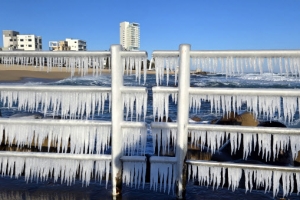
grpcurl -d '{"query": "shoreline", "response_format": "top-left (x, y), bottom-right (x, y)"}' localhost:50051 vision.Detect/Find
top-left (0, 64), bottom-right (160, 82)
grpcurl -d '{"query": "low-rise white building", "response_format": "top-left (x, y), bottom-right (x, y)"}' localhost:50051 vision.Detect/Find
top-left (2, 30), bottom-right (42, 51)
top-left (17, 35), bottom-right (42, 51)
top-left (65, 38), bottom-right (86, 51)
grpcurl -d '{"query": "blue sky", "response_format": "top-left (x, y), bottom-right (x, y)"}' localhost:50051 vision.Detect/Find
top-left (1, 0), bottom-right (299, 55)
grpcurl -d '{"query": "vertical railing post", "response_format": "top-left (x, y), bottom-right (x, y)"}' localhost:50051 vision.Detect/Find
top-left (111, 44), bottom-right (123, 196)
top-left (176, 44), bottom-right (191, 198)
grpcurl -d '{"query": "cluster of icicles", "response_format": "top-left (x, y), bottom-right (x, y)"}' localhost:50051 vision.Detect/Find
top-left (1, 55), bottom-right (148, 82)
top-left (152, 128), bottom-right (177, 156)
top-left (153, 91), bottom-right (300, 123)
top-left (0, 123), bottom-right (111, 154)
top-left (123, 92), bottom-right (148, 121)
top-left (122, 161), bottom-right (146, 189)
top-left (154, 56), bottom-right (300, 86)
top-left (189, 165), bottom-right (300, 197)
top-left (122, 56), bottom-right (148, 84)
top-left (189, 130), bottom-right (300, 161)
top-left (1, 56), bottom-right (108, 77)
top-left (0, 156), bottom-right (110, 187)
top-left (0, 123), bottom-right (147, 155)
top-left (0, 90), bottom-right (111, 119)
top-left (150, 162), bottom-right (176, 194)
top-left (0, 89), bottom-right (148, 120)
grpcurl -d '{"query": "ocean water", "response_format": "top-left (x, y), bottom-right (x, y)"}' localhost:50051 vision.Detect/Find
top-left (1, 73), bottom-right (300, 199)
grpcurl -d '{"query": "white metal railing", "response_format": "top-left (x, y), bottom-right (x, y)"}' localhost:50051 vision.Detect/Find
top-left (0, 45), bottom-right (148, 196)
top-left (151, 44), bottom-right (300, 199)
top-left (1, 44), bottom-right (300, 198)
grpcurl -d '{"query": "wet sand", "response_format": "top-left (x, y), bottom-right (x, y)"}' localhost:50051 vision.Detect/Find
top-left (0, 64), bottom-right (157, 82)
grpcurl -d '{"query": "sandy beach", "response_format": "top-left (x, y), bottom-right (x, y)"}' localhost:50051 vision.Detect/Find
top-left (0, 64), bottom-right (158, 82)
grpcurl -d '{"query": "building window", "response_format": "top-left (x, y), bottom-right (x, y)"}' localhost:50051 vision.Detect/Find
top-left (14, 39), bottom-right (16, 41)
top-left (28, 45), bottom-right (32, 47)
top-left (9, 39), bottom-right (12, 41)
top-left (20, 45), bottom-right (24, 47)
top-left (20, 39), bottom-right (24, 41)
top-left (28, 39), bottom-right (32, 42)
top-left (40, 45), bottom-right (42, 49)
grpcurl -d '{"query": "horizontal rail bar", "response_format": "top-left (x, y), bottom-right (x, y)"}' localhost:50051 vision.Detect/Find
top-left (0, 118), bottom-right (111, 126)
top-left (0, 151), bottom-right (112, 160)
top-left (121, 87), bottom-right (147, 93)
top-left (150, 156), bottom-right (177, 164)
top-left (121, 122), bottom-right (147, 128)
top-left (189, 87), bottom-right (300, 97)
top-left (151, 122), bottom-right (178, 129)
top-left (152, 86), bottom-right (178, 93)
top-left (190, 50), bottom-right (300, 58)
top-left (120, 156), bottom-right (146, 162)
top-left (0, 51), bottom-right (111, 57)
top-left (0, 85), bottom-right (111, 92)
top-left (186, 160), bottom-right (300, 172)
top-left (152, 51), bottom-right (179, 57)
top-left (188, 124), bottom-right (300, 135)
top-left (120, 51), bottom-right (148, 57)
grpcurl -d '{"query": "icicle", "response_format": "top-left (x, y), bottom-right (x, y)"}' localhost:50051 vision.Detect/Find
top-left (189, 94), bottom-right (206, 113)
top-left (122, 161), bottom-right (146, 189)
top-left (206, 131), bottom-right (225, 154)
top-left (122, 92), bottom-right (148, 121)
top-left (0, 90), bottom-right (111, 119)
top-left (0, 156), bottom-right (110, 187)
top-left (272, 134), bottom-right (290, 161)
top-left (122, 127), bottom-right (147, 155)
top-left (257, 133), bottom-right (272, 161)
top-left (151, 128), bottom-right (177, 156)
top-left (150, 162), bottom-right (176, 194)
top-left (229, 132), bottom-right (241, 155)
top-left (227, 167), bottom-right (242, 192)
top-left (242, 132), bottom-right (257, 159)
top-left (154, 56), bottom-right (178, 86)
top-left (290, 135), bottom-right (300, 160)
top-left (152, 92), bottom-right (177, 122)
top-left (189, 130), bottom-right (206, 150)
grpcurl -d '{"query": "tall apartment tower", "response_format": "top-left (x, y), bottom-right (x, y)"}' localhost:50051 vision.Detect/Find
top-left (2, 30), bottom-right (42, 51)
top-left (120, 21), bottom-right (140, 51)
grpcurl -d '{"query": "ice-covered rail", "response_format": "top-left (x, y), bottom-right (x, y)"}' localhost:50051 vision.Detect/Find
top-left (0, 45), bottom-right (148, 197)
top-left (151, 44), bottom-right (300, 199)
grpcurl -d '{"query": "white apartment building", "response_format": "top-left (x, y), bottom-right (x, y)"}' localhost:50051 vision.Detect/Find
top-left (2, 30), bottom-right (42, 51)
top-left (120, 21), bottom-right (140, 51)
top-left (65, 38), bottom-right (86, 51)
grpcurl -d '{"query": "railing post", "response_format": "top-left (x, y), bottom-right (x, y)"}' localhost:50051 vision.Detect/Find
top-left (111, 45), bottom-right (123, 196)
top-left (176, 44), bottom-right (191, 198)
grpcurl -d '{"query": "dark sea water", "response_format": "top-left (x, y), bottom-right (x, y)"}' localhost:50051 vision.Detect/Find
top-left (1, 73), bottom-right (300, 199)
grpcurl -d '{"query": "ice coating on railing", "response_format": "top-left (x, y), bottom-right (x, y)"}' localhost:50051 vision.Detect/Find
top-left (189, 165), bottom-right (300, 197)
top-left (0, 156), bottom-right (110, 187)
top-left (0, 56), bottom-right (108, 77)
top-left (154, 57), bottom-right (179, 86)
top-left (150, 162), bottom-right (176, 194)
top-left (153, 92), bottom-right (177, 122)
top-left (122, 56), bottom-right (148, 84)
top-left (0, 90), bottom-right (111, 119)
top-left (191, 57), bottom-right (300, 77)
top-left (189, 94), bottom-right (300, 123)
top-left (122, 127), bottom-right (147, 155)
top-left (189, 130), bottom-right (300, 161)
top-left (0, 123), bottom-right (111, 154)
top-left (152, 128), bottom-right (177, 156)
top-left (122, 92), bottom-right (147, 121)
top-left (122, 161), bottom-right (146, 189)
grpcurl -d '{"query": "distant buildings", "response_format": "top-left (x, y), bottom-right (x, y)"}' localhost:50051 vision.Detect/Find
top-left (49, 38), bottom-right (87, 51)
top-left (120, 21), bottom-right (140, 51)
top-left (2, 30), bottom-right (42, 51)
